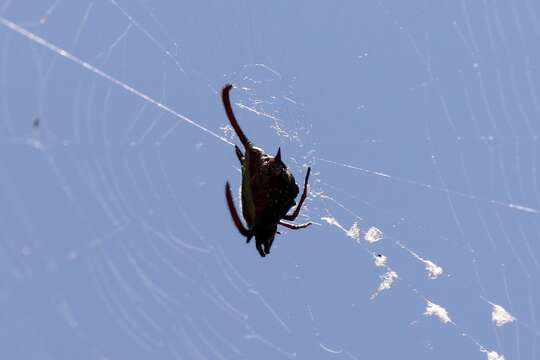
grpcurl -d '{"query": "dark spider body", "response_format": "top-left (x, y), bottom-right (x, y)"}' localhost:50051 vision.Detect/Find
top-left (223, 84), bottom-right (311, 257)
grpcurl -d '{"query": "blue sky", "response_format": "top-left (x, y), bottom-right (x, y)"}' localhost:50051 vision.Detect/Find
top-left (1, 1), bottom-right (539, 359)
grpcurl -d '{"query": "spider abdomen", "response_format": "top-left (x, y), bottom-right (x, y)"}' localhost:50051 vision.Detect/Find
top-left (241, 148), bottom-right (299, 228)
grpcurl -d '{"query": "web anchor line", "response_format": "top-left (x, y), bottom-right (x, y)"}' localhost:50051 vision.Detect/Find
top-left (317, 157), bottom-right (540, 215)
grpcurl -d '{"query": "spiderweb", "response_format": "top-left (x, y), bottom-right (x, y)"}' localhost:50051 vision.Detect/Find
top-left (1, 1), bottom-right (539, 359)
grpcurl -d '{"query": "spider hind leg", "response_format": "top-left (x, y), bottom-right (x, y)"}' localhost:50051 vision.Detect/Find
top-left (279, 220), bottom-right (312, 230)
top-left (283, 167), bottom-right (311, 221)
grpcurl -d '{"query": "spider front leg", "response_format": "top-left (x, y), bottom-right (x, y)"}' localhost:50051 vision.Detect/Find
top-left (283, 166), bottom-right (311, 221)
top-left (225, 182), bottom-right (252, 238)
top-left (279, 220), bottom-right (311, 230)
top-left (256, 241), bottom-right (266, 257)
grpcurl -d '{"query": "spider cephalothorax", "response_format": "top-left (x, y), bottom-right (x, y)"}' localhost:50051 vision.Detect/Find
top-left (223, 84), bottom-right (311, 257)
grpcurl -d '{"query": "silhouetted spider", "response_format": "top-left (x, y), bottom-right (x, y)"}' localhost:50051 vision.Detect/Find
top-left (222, 84), bottom-right (311, 257)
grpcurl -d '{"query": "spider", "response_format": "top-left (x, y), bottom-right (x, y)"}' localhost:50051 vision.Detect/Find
top-left (222, 84), bottom-right (312, 257)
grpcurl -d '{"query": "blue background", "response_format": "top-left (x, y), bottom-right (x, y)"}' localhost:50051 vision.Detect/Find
top-left (1, 1), bottom-right (539, 359)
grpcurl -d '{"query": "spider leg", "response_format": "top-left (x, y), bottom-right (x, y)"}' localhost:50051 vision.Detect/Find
top-left (225, 182), bottom-right (252, 237)
top-left (256, 241), bottom-right (266, 257)
top-left (282, 167), bottom-right (311, 221)
top-left (235, 145), bottom-right (244, 164)
top-left (222, 84), bottom-right (252, 149)
top-left (279, 220), bottom-right (312, 230)
top-left (266, 237), bottom-right (274, 255)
